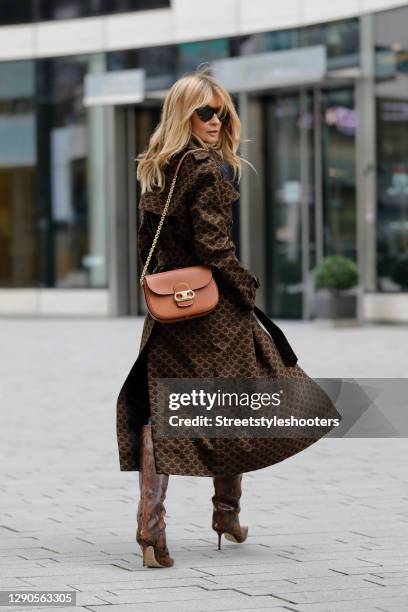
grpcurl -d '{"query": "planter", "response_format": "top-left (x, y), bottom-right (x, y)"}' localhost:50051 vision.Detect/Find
top-left (315, 289), bottom-right (358, 326)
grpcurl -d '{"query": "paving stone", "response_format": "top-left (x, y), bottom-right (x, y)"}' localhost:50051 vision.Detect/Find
top-left (295, 597), bottom-right (408, 612)
top-left (85, 594), bottom-right (293, 611)
top-left (0, 317), bottom-right (407, 611)
top-left (268, 585), bottom-right (408, 605)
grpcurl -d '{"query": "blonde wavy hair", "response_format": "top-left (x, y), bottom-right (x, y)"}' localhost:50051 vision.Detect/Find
top-left (136, 65), bottom-right (252, 194)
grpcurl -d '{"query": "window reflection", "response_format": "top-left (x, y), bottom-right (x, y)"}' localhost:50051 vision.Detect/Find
top-left (375, 5), bottom-right (408, 78)
top-left (375, 6), bottom-right (408, 292)
top-left (39, 0), bottom-right (102, 21)
top-left (265, 95), bottom-right (303, 318)
top-left (0, 60), bottom-right (37, 287)
top-left (0, 0), bottom-right (32, 25)
top-left (106, 0), bottom-right (170, 12)
top-left (240, 18), bottom-right (359, 69)
top-left (37, 54), bottom-right (107, 288)
top-left (107, 45), bottom-right (177, 91)
top-left (377, 99), bottom-right (408, 291)
top-left (178, 39), bottom-right (232, 76)
top-left (0, 0), bottom-right (170, 24)
top-left (321, 89), bottom-right (356, 262)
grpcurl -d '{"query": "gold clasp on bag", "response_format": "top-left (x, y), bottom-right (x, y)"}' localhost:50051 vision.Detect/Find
top-left (174, 289), bottom-right (195, 302)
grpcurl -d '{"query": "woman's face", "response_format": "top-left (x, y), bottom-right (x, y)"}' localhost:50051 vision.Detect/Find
top-left (191, 93), bottom-right (223, 145)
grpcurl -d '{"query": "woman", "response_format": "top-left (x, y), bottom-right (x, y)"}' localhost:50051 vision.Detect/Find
top-left (116, 67), bottom-right (337, 568)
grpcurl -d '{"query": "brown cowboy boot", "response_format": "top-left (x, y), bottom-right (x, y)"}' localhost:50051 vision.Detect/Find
top-left (212, 474), bottom-right (249, 550)
top-left (136, 423), bottom-right (174, 567)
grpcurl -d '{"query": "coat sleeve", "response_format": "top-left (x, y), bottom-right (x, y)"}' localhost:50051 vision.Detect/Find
top-left (189, 165), bottom-right (257, 310)
top-left (137, 208), bottom-right (159, 274)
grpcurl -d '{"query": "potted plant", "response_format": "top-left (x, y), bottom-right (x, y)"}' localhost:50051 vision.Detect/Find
top-left (314, 255), bottom-right (359, 323)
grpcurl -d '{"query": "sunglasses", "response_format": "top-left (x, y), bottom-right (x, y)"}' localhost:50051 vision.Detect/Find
top-left (195, 105), bottom-right (230, 123)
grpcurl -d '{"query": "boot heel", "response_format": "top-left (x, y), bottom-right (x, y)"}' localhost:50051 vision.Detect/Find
top-left (217, 532), bottom-right (222, 550)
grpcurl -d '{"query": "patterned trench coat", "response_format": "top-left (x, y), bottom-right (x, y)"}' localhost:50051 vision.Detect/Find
top-left (116, 136), bottom-right (337, 476)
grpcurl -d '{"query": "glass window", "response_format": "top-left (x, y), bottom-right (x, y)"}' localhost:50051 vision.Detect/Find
top-left (36, 53), bottom-right (108, 288)
top-left (376, 99), bottom-right (408, 292)
top-left (178, 39), bottom-right (232, 76)
top-left (375, 5), bottom-right (408, 78)
top-left (38, 1), bottom-right (104, 21)
top-left (375, 6), bottom-right (408, 292)
top-left (0, 0), bottom-right (33, 25)
top-left (0, 0), bottom-right (170, 24)
top-left (107, 45), bottom-right (177, 91)
top-left (0, 60), bottom-right (37, 287)
top-left (239, 19), bottom-right (359, 69)
top-left (240, 29), bottom-right (300, 56)
top-left (301, 19), bottom-right (359, 69)
top-left (106, 0), bottom-right (170, 12)
top-left (264, 95), bottom-right (304, 318)
top-left (321, 88), bottom-right (357, 261)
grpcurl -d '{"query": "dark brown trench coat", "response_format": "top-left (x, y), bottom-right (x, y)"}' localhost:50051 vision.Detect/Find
top-left (116, 136), bottom-right (338, 476)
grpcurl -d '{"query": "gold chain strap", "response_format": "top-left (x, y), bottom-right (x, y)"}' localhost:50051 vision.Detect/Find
top-left (139, 148), bottom-right (203, 287)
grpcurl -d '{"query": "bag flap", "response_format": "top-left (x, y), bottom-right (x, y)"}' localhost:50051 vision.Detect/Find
top-left (144, 265), bottom-right (213, 295)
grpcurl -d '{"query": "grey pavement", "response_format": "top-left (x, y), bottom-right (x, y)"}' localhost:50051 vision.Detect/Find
top-left (0, 316), bottom-right (407, 612)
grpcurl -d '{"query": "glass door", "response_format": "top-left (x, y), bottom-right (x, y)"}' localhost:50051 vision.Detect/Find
top-left (321, 88), bottom-right (357, 261)
top-left (133, 106), bottom-right (161, 314)
top-left (263, 91), bottom-right (315, 318)
top-left (263, 86), bottom-right (356, 319)
top-left (122, 103), bottom-right (161, 315)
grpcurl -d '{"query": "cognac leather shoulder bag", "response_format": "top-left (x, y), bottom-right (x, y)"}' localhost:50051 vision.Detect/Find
top-left (139, 148), bottom-right (219, 323)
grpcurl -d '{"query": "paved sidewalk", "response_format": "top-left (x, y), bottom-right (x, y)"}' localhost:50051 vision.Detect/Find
top-left (0, 317), bottom-right (407, 612)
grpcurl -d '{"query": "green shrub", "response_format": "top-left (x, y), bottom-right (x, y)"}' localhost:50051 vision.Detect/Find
top-left (314, 255), bottom-right (358, 291)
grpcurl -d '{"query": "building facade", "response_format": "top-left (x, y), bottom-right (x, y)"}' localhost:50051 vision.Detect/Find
top-left (0, 0), bottom-right (407, 321)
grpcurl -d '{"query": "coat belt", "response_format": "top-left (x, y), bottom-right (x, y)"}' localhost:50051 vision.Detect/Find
top-left (253, 306), bottom-right (298, 367)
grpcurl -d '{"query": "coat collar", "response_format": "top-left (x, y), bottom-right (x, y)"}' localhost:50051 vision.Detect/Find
top-left (183, 134), bottom-right (224, 162)
top-left (184, 135), bottom-right (211, 160)
top-left (138, 137), bottom-right (239, 216)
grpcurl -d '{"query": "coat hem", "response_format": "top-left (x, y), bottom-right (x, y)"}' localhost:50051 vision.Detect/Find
top-left (118, 438), bottom-right (317, 476)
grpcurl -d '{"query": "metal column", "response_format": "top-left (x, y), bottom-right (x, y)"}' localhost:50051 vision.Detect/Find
top-left (313, 87), bottom-right (324, 266)
top-left (237, 92), bottom-right (251, 269)
top-left (126, 106), bottom-right (138, 316)
top-left (355, 14), bottom-right (377, 324)
top-left (105, 105), bottom-right (130, 316)
top-left (300, 89), bottom-right (311, 320)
